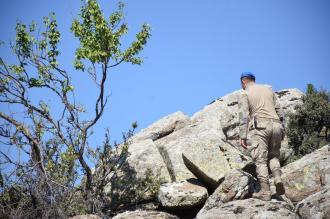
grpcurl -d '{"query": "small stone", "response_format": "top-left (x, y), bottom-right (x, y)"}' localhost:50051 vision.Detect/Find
top-left (158, 179), bottom-right (208, 210)
top-left (112, 210), bottom-right (179, 219)
top-left (198, 169), bottom-right (254, 215)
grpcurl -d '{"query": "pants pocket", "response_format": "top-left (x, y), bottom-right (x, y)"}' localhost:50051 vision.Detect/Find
top-left (248, 143), bottom-right (259, 161)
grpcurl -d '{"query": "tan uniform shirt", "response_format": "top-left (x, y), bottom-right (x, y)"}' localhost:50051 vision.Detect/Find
top-left (239, 83), bottom-right (284, 139)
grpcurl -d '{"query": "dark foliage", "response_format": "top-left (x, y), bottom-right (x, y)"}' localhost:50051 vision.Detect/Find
top-left (286, 84), bottom-right (330, 162)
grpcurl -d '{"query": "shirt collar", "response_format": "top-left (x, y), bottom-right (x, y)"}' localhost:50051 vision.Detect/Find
top-left (245, 82), bottom-right (255, 90)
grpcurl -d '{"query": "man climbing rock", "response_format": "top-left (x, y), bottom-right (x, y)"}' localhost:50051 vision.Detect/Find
top-left (238, 72), bottom-right (286, 201)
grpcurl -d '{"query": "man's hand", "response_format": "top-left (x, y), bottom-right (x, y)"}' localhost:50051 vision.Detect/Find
top-left (240, 139), bottom-right (248, 149)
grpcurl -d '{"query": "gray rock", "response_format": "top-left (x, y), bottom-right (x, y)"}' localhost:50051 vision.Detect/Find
top-left (104, 139), bottom-right (171, 205)
top-left (295, 186), bottom-right (330, 219)
top-left (275, 88), bottom-right (304, 115)
top-left (157, 179), bottom-right (208, 210)
top-left (199, 169), bottom-right (254, 216)
top-left (196, 198), bottom-right (298, 219)
top-left (67, 215), bottom-right (101, 219)
top-left (154, 123), bottom-right (222, 182)
top-left (112, 210), bottom-right (179, 219)
top-left (191, 90), bottom-right (242, 144)
top-left (218, 141), bottom-right (253, 170)
top-left (182, 139), bottom-right (252, 189)
top-left (154, 114), bottom-right (252, 185)
top-left (279, 137), bottom-right (294, 163)
top-left (181, 139), bottom-right (230, 189)
top-left (275, 88), bottom-right (304, 162)
top-left (281, 145), bottom-right (330, 203)
top-left (131, 111), bottom-right (190, 143)
top-left (124, 139), bottom-right (171, 182)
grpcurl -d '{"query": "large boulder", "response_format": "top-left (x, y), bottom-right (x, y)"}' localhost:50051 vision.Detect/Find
top-left (281, 145), bottom-right (330, 203)
top-left (156, 93), bottom-right (240, 183)
top-left (181, 139), bottom-right (230, 189)
top-left (154, 122), bottom-right (224, 182)
top-left (130, 111), bottom-right (190, 143)
top-left (196, 198), bottom-right (297, 219)
top-left (182, 139), bottom-right (252, 189)
top-left (112, 210), bottom-right (179, 219)
top-left (157, 179), bottom-right (208, 210)
top-left (295, 186), bottom-right (330, 219)
top-left (155, 119), bottom-right (252, 184)
top-left (104, 139), bottom-right (171, 206)
top-left (198, 169), bottom-right (254, 216)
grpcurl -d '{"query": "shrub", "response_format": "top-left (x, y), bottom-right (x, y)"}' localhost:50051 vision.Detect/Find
top-left (286, 84), bottom-right (330, 162)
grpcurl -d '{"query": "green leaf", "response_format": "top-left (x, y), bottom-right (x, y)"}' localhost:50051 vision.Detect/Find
top-left (29, 78), bottom-right (43, 87)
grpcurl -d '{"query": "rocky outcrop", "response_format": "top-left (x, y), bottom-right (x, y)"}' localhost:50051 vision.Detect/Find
top-left (97, 87), bottom-right (329, 219)
top-left (112, 210), bottom-right (179, 219)
top-left (196, 198), bottom-right (298, 219)
top-left (157, 179), bottom-right (208, 210)
top-left (281, 145), bottom-right (330, 202)
top-left (295, 186), bottom-right (330, 219)
top-left (200, 169), bottom-right (254, 214)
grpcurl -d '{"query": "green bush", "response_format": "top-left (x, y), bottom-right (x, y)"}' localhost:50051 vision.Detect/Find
top-left (286, 84), bottom-right (330, 162)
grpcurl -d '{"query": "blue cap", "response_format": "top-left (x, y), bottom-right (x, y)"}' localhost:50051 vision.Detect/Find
top-left (240, 72), bottom-right (255, 80)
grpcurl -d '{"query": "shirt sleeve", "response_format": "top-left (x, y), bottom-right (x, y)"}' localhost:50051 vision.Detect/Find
top-left (238, 91), bottom-right (250, 139)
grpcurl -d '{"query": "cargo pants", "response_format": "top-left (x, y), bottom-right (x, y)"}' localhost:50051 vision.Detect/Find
top-left (247, 118), bottom-right (284, 183)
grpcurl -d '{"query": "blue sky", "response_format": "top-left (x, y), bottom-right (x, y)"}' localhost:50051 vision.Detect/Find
top-left (1, 0), bottom-right (329, 150)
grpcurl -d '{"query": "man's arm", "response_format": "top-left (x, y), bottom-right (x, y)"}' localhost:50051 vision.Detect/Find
top-left (238, 91), bottom-right (249, 148)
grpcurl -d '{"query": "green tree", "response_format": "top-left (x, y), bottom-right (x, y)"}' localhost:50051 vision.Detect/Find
top-left (287, 84), bottom-right (330, 162)
top-left (0, 1), bottom-right (150, 218)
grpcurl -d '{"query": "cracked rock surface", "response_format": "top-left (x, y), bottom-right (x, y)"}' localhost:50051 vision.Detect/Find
top-left (295, 186), bottom-right (330, 219)
top-left (281, 145), bottom-right (330, 203)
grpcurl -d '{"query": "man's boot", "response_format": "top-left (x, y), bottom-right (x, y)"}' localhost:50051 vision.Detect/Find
top-left (273, 169), bottom-right (285, 195)
top-left (253, 180), bottom-right (272, 201)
